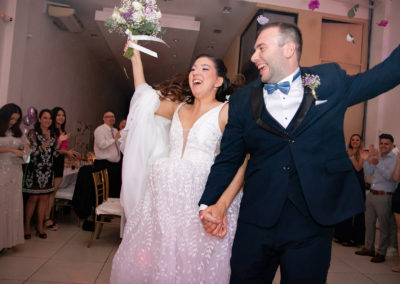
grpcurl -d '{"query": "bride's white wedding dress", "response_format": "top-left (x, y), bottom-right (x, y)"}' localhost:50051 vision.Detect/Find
top-left (111, 84), bottom-right (241, 283)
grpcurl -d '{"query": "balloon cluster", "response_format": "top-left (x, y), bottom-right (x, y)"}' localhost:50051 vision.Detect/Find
top-left (20, 106), bottom-right (38, 135)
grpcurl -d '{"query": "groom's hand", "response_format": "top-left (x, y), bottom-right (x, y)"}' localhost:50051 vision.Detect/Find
top-left (199, 205), bottom-right (228, 238)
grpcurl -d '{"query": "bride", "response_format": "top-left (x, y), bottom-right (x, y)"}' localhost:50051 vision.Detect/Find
top-left (110, 44), bottom-right (244, 283)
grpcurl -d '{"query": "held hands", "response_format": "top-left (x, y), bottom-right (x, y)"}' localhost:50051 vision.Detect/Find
top-left (199, 203), bottom-right (228, 239)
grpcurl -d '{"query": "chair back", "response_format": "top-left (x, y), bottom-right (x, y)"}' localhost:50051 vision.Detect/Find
top-left (91, 169), bottom-right (109, 207)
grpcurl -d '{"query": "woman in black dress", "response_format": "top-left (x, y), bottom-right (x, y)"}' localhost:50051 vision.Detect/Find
top-left (335, 134), bottom-right (366, 246)
top-left (43, 107), bottom-right (79, 231)
top-left (391, 152), bottom-right (400, 272)
top-left (23, 109), bottom-right (67, 239)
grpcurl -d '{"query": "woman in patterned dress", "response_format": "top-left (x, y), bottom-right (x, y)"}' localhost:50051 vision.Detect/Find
top-left (23, 109), bottom-right (68, 239)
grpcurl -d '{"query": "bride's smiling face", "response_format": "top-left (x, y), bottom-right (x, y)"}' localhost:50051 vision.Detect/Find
top-left (189, 57), bottom-right (223, 99)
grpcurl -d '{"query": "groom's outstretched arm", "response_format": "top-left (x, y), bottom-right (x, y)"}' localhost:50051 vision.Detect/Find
top-left (199, 90), bottom-right (247, 206)
top-left (346, 44), bottom-right (400, 106)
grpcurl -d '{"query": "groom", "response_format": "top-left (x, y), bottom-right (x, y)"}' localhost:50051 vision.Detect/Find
top-left (199, 22), bottom-right (400, 283)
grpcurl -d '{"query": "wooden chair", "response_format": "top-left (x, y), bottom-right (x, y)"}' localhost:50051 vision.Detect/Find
top-left (87, 169), bottom-right (122, 248)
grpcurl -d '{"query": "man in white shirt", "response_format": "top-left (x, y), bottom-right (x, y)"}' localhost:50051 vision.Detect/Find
top-left (94, 111), bottom-right (121, 197)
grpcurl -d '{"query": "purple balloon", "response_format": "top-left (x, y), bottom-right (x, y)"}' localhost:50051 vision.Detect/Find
top-left (22, 115), bottom-right (31, 126)
top-left (27, 106), bottom-right (37, 120)
top-left (20, 124), bottom-right (30, 135)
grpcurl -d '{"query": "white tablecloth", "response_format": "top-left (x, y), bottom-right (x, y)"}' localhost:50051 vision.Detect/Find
top-left (56, 168), bottom-right (79, 200)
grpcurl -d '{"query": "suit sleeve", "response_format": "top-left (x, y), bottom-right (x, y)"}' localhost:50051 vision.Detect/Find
top-left (346, 44), bottom-right (400, 106)
top-left (199, 91), bottom-right (247, 206)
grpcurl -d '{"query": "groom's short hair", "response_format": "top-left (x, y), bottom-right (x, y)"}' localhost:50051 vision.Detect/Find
top-left (257, 22), bottom-right (303, 62)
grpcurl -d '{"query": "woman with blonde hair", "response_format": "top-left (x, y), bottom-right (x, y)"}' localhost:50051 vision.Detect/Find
top-left (335, 134), bottom-right (366, 247)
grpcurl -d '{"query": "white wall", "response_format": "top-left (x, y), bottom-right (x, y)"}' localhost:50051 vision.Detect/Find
top-left (1, 0), bottom-right (131, 152)
top-left (0, 0), bottom-right (17, 106)
top-left (364, 0), bottom-right (400, 146)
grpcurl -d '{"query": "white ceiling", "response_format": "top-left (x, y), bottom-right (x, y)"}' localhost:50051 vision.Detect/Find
top-left (59, 0), bottom-right (257, 87)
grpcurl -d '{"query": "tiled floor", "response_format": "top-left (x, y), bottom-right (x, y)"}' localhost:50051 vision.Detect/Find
top-left (1, 214), bottom-right (399, 284)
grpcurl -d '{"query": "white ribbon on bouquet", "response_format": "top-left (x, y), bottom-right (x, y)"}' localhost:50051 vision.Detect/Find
top-left (125, 29), bottom-right (168, 58)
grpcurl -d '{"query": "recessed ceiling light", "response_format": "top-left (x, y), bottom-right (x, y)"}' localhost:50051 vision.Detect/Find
top-left (213, 29), bottom-right (222, 34)
top-left (222, 6), bottom-right (232, 14)
top-left (172, 54), bottom-right (177, 58)
top-left (173, 39), bottom-right (179, 43)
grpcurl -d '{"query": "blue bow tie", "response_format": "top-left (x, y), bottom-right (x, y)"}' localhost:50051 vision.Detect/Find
top-left (264, 81), bottom-right (291, 95)
top-left (263, 69), bottom-right (301, 95)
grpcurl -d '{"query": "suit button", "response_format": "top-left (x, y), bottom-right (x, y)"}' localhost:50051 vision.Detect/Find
top-left (289, 139), bottom-right (295, 144)
top-left (282, 166), bottom-right (290, 171)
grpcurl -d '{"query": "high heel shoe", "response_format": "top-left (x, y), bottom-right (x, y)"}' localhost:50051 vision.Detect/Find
top-left (35, 228), bottom-right (47, 239)
top-left (24, 234), bottom-right (31, 240)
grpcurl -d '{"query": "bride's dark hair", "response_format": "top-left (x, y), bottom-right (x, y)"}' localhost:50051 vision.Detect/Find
top-left (185, 54), bottom-right (233, 104)
top-left (153, 73), bottom-right (191, 102)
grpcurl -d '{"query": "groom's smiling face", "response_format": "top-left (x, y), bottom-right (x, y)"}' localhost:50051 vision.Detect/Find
top-left (251, 27), bottom-right (292, 84)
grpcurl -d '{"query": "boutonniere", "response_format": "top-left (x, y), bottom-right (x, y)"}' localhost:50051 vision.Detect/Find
top-left (302, 74), bottom-right (321, 100)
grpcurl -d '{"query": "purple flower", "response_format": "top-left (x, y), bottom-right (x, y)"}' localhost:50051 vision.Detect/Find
top-left (120, 7), bottom-right (134, 21)
top-left (305, 77), bottom-right (311, 84)
top-left (145, 7), bottom-right (153, 15)
top-left (257, 15), bottom-right (269, 25)
top-left (308, 0), bottom-right (320, 11)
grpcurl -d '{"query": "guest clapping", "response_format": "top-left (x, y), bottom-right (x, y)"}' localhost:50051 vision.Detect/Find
top-left (44, 107), bottom-right (80, 231)
top-left (0, 104), bottom-right (29, 251)
top-left (23, 109), bottom-right (67, 239)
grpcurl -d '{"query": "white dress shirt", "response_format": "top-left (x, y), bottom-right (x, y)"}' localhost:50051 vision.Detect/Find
top-left (94, 123), bottom-right (121, 163)
top-left (264, 68), bottom-right (303, 129)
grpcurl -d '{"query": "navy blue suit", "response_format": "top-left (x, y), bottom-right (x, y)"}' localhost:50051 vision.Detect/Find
top-left (199, 45), bottom-right (400, 283)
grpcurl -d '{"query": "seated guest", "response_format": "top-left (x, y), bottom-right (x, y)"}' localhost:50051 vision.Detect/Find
top-left (93, 111), bottom-right (121, 197)
top-left (335, 134), bottom-right (366, 246)
top-left (391, 152), bottom-right (400, 272)
top-left (0, 103), bottom-right (29, 251)
top-left (355, 134), bottom-right (397, 263)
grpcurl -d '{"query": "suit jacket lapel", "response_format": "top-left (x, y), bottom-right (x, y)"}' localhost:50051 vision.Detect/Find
top-left (250, 84), bottom-right (288, 138)
top-left (288, 68), bottom-right (315, 135)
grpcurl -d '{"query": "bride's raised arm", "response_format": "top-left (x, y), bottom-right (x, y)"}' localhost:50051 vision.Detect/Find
top-left (127, 41), bottom-right (179, 120)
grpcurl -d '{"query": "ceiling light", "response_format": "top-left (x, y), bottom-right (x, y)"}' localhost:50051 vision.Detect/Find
top-left (173, 39), bottom-right (179, 43)
top-left (222, 6), bottom-right (232, 14)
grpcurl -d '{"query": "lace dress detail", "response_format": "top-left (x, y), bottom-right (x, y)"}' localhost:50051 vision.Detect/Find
top-left (0, 131), bottom-right (25, 249)
top-left (111, 102), bottom-right (241, 284)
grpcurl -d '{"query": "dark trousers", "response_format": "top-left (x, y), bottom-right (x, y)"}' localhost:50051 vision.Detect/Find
top-left (230, 199), bottom-right (334, 284)
top-left (94, 159), bottom-right (121, 198)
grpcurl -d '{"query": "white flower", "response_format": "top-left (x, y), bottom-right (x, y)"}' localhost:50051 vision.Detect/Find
top-left (133, 2), bottom-right (143, 11)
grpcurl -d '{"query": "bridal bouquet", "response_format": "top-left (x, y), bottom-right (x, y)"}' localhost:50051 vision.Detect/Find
top-left (105, 0), bottom-right (166, 58)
